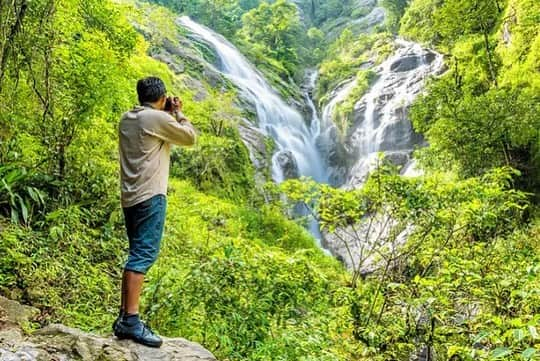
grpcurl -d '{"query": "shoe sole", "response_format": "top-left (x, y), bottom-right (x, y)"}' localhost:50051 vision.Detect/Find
top-left (114, 332), bottom-right (163, 348)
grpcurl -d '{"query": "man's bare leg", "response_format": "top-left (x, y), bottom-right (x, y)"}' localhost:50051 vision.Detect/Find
top-left (114, 269), bottom-right (161, 347)
top-left (120, 271), bottom-right (127, 313)
top-left (123, 270), bottom-right (144, 314)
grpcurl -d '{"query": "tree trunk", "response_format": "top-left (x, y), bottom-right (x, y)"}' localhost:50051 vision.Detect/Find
top-left (481, 23), bottom-right (498, 87)
top-left (0, 0), bottom-right (28, 91)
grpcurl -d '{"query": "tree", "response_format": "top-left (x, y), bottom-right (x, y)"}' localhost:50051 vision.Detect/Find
top-left (400, 0), bottom-right (445, 44)
top-left (411, 75), bottom-right (540, 190)
top-left (0, 0), bottom-right (137, 203)
top-left (237, 0), bottom-right (304, 76)
top-left (434, 0), bottom-right (503, 85)
top-left (0, 0), bottom-right (28, 90)
top-left (149, 0), bottom-right (245, 38)
top-left (381, 0), bottom-right (410, 33)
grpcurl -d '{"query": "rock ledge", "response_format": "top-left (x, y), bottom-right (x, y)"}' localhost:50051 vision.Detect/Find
top-left (0, 296), bottom-right (217, 361)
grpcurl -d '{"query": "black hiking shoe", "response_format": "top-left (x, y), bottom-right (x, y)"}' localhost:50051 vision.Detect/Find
top-left (113, 318), bottom-right (163, 348)
top-left (112, 310), bottom-right (124, 333)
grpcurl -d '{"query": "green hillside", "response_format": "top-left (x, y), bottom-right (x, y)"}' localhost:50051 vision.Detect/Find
top-left (0, 0), bottom-right (539, 360)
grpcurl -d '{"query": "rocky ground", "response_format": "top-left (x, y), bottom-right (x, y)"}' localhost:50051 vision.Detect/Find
top-left (0, 296), bottom-right (217, 361)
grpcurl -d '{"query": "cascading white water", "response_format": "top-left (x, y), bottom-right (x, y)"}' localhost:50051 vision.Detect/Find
top-left (319, 39), bottom-right (446, 268)
top-left (304, 70), bottom-right (322, 137)
top-left (353, 39), bottom-right (443, 157)
top-left (177, 16), bottom-right (327, 184)
top-left (320, 39), bottom-right (445, 188)
top-left (176, 16), bottom-right (444, 260)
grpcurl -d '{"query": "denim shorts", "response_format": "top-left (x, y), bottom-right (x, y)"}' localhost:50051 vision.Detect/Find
top-left (122, 194), bottom-right (167, 274)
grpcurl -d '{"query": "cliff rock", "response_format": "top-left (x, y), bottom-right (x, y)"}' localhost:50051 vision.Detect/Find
top-left (0, 296), bottom-right (217, 361)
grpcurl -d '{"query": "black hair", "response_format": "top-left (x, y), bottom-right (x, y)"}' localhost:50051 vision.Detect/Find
top-left (136, 76), bottom-right (167, 105)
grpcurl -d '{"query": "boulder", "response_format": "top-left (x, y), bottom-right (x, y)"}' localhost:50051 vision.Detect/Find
top-left (275, 150), bottom-right (300, 180)
top-left (0, 296), bottom-right (39, 328)
top-left (238, 119), bottom-right (271, 174)
top-left (390, 55), bottom-right (421, 72)
top-left (0, 297), bottom-right (217, 361)
top-left (321, 213), bottom-right (412, 273)
top-left (152, 53), bottom-right (185, 74)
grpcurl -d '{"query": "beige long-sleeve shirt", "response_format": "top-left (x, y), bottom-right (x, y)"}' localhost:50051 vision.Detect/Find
top-left (119, 105), bottom-right (197, 208)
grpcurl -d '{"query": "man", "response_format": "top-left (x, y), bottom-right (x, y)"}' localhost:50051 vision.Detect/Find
top-left (113, 76), bottom-right (197, 347)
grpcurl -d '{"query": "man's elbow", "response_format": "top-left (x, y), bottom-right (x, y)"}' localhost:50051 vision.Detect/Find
top-left (185, 131), bottom-right (197, 146)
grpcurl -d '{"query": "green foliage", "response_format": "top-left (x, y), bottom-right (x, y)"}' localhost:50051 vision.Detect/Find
top-left (403, 0), bottom-right (540, 194)
top-left (280, 165), bottom-right (533, 360)
top-left (0, 208), bottom-right (125, 331)
top-left (411, 81), bottom-right (538, 178)
top-left (237, 0), bottom-right (304, 77)
top-left (147, 241), bottom-right (341, 359)
top-left (381, 0), bottom-right (410, 33)
top-left (237, 203), bottom-right (316, 250)
top-left (0, 0), bottom-right (139, 212)
top-left (0, 166), bottom-right (47, 225)
top-left (148, 0), bottom-right (252, 38)
top-left (317, 31), bottom-right (394, 101)
top-left (433, 0), bottom-right (503, 46)
top-left (132, 2), bottom-right (181, 48)
top-left (171, 134), bottom-right (257, 201)
top-left (138, 180), bottom-right (351, 360)
top-left (333, 69), bottom-right (376, 136)
top-left (400, 0), bottom-right (444, 44)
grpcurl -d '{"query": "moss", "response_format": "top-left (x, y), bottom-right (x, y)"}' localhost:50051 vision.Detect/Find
top-left (316, 31), bottom-right (394, 102)
top-left (333, 69), bottom-right (377, 136)
top-left (263, 136), bottom-right (277, 179)
top-left (190, 39), bottom-right (219, 65)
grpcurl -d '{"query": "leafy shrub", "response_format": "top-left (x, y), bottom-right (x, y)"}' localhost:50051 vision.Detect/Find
top-left (280, 165), bottom-right (532, 360)
top-left (171, 133), bottom-right (256, 202)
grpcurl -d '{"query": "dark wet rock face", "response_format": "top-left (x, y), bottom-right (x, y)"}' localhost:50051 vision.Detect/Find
top-left (423, 50), bottom-right (437, 64)
top-left (320, 1), bottom-right (385, 40)
top-left (238, 119), bottom-right (273, 187)
top-left (319, 41), bottom-right (445, 190)
top-left (390, 55), bottom-right (421, 72)
top-left (275, 150), bottom-right (300, 180)
top-left (343, 41), bottom-right (445, 189)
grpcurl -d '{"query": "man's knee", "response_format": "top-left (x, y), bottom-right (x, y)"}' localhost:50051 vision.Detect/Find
top-left (125, 245), bottom-right (160, 274)
top-left (123, 194), bottom-right (166, 274)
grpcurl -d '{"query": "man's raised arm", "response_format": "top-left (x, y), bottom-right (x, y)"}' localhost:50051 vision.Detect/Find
top-left (149, 111), bottom-right (197, 146)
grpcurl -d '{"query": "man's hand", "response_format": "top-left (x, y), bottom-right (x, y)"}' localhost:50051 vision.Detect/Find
top-left (168, 96), bottom-right (190, 124)
top-left (171, 97), bottom-right (183, 113)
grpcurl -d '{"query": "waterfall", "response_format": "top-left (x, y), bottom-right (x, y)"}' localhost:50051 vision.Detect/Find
top-left (176, 16), bottom-right (444, 260)
top-left (319, 39), bottom-right (446, 269)
top-left (319, 78), bottom-right (358, 185)
top-left (304, 70), bottom-right (322, 138)
top-left (177, 16), bottom-right (327, 184)
top-left (320, 39), bottom-right (445, 188)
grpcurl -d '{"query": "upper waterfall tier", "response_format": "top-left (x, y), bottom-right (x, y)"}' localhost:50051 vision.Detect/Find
top-left (320, 39), bottom-right (445, 188)
top-left (177, 16), bottom-right (327, 184)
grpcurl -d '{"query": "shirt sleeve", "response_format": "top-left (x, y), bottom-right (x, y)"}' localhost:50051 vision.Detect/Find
top-left (145, 110), bottom-right (197, 146)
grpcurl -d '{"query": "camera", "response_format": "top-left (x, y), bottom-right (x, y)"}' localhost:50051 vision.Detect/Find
top-left (164, 96), bottom-right (173, 112)
top-left (164, 96), bottom-right (181, 112)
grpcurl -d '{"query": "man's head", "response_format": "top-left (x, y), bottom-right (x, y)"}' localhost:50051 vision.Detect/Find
top-left (137, 76), bottom-right (167, 109)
